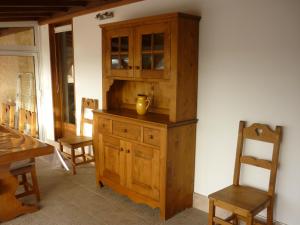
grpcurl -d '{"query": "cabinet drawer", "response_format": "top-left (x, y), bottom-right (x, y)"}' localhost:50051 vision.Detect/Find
top-left (112, 121), bottom-right (141, 141)
top-left (143, 127), bottom-right (160, 147)
top-left (98, 117), bottom-right (112, 133)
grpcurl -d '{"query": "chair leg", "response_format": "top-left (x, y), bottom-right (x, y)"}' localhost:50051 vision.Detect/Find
top-left (81, 147), bottom-right (86, 162)
top-left (267, 200), bottom-right (274, 225)
top-left (22, 174), bottom-right (29, 192)
top-left (31, 165), bottom-right (40, 202)
top-left (71, 147), bottom-right (76, 175)
top-left (208, 199), bottom-right (215, 225)
top-left (246, 215), bottom-right (253, 225)
top-left (234, 216), bottom-right (239, 225)
top-left (59, 143), bottom-right (63, 153)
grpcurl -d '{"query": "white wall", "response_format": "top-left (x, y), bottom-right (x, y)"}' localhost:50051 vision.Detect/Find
top-left (39, 0), bottom-right (300, 224)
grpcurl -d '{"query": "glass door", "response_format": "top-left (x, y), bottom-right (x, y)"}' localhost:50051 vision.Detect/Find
top-left (50, 23), bottom-right (76, 139)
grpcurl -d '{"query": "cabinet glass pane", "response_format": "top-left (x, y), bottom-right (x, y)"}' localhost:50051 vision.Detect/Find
top-left (111, 37), bottom-right (119, 52)
top-left (153, 33), bottom-right (164, 50)
top-left (153, 54), bottom-right (164, 70)
top-left (142, 54), bottom-right (152, 70)
top-left (120, 55), bottom-right (128, 69)
top-left (142, 34), bottom-right (151, 51)
top-left (120, 36), bottom-right (128, 52)
top-left (111, 55), bottom-right (119, 69)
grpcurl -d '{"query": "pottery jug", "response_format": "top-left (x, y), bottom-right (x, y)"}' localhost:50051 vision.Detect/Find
top-left (136, 94), bottom-right (151, 115)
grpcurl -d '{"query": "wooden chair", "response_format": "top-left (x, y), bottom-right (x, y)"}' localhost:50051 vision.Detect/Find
top-left (58, 98), bottom-right (98, 175)
top-left (1, 103), bottom-right (15, 128)
top-left (18, 108), bottom-right (37, 137)
top-left (208, 121), bottom-right (282, 225)
top-left (10, 108), bottom-right (40, 202)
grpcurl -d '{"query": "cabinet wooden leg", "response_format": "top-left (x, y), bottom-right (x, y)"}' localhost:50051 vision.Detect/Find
top-left (0, 164), bottom-right (38, 222)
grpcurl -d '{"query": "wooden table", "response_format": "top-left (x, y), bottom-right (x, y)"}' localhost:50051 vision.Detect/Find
top-left (0, 125), bottom-right (54, 222)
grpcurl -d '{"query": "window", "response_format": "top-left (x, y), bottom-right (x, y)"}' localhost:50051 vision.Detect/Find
top-left (0, 22), bottom-right (40, 136)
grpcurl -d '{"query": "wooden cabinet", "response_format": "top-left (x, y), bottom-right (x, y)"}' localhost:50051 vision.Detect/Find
top-left (95, 13), bottom-right (200, 220)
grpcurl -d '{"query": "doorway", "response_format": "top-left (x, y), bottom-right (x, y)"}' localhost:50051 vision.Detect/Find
top-left (49, 22), bottom-right (76, 140)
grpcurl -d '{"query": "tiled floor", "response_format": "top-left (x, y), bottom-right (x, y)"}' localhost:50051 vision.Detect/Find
top-left (3, 156), bottom-right (208, 225)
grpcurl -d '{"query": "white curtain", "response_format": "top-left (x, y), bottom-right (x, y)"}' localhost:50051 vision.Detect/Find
top-left (16, 72), bottom-right (36, 112)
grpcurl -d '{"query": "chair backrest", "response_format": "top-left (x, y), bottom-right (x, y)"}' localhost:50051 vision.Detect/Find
top-left (1, 103), bottom-right (15, 128)
top-left (80, 98), bottom-right (98, 136)
top-left (233, 121), bottom-right (282, 196)
top-left (18, 108), bottom-right (37, 138)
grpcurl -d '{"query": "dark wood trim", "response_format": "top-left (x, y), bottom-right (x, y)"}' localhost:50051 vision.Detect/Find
top-left (39, 0), bottom-right (143, 25)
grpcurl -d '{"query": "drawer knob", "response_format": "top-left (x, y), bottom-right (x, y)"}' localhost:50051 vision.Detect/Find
top-left (123, 128), bottom-right (128, 133)
top-left (126, 149), bottom-right (130, 153)
top-left (102, 124), bottom-right (105, 128)
top-left (149, 135), bottom-right (154, 139)
top-left (120, 147), bottom-right (124, 152)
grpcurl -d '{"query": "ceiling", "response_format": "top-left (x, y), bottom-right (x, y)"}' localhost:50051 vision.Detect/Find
top-left (0, 0), bottom-right (135, 24)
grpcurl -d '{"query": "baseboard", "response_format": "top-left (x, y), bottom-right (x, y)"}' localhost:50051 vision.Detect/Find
top-left (193, 193), bottom-right (286, 225)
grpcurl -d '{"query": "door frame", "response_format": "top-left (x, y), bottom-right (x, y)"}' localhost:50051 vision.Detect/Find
top-left (49, 20), bottom-right (76, 140)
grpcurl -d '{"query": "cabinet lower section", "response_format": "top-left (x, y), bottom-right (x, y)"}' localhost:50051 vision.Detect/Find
top-left (93, 111), bottom-right (197, 220)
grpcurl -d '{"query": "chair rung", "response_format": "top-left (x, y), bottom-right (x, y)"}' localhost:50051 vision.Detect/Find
top-left (75, 159), bottom-right (95, 166)
top-left (240, 156), bottom-right (272, 170)
top-left (83, 118), bottom-right (93, 124)
top-left (225, 214), bottom-right (236, 222)
top-left (213, 217), bottom-right (233, 225)
top-left (16, 190), bottom-right (35, 199)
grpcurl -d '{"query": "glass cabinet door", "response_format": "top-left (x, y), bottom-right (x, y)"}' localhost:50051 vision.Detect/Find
top-left (104, 28), bottom-right (133, 78)
top-left (135, 23), bottom-right (170, 79)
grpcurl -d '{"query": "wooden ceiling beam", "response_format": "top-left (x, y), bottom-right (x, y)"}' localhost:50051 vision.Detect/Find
top-left (0, 7), bottom-right (69, 12)
top-left (0, 13), bottom-right (52, 18)
top-left (0, 1), bottom-right (87, 7)
top-left (0, 17), bottom-right (40, 21)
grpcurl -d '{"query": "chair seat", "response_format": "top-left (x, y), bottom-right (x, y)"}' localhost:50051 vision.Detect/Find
top-left (209, 185), bottom-right (271, 214)
top-left (58, 135), bottom-right (93, 147)
top-left (10, 159), bottom-right (35, 171)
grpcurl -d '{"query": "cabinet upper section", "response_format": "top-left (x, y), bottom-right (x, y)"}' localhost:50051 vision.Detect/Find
top-left (100, 13), bottom-right (200, 123)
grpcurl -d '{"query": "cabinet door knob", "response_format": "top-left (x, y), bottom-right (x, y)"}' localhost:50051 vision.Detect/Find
top-left (126, 149), bottom-right (130, 153)
top-left (128, 66), bottom-right (132, 69)
top-left (120, 147), bottom-right (124, 152)
top-left (135, 66), bottom-right (140, 70)
top-left (149, 135), bottom-right (154, 139)
top-left (123, 128), bottom-right (128, 133)
top-left (102, 124), bottom-right (105, 128)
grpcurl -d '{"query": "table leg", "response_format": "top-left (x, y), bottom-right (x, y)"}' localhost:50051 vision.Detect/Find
top-left (0, 163), bottom-right (39, 222)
